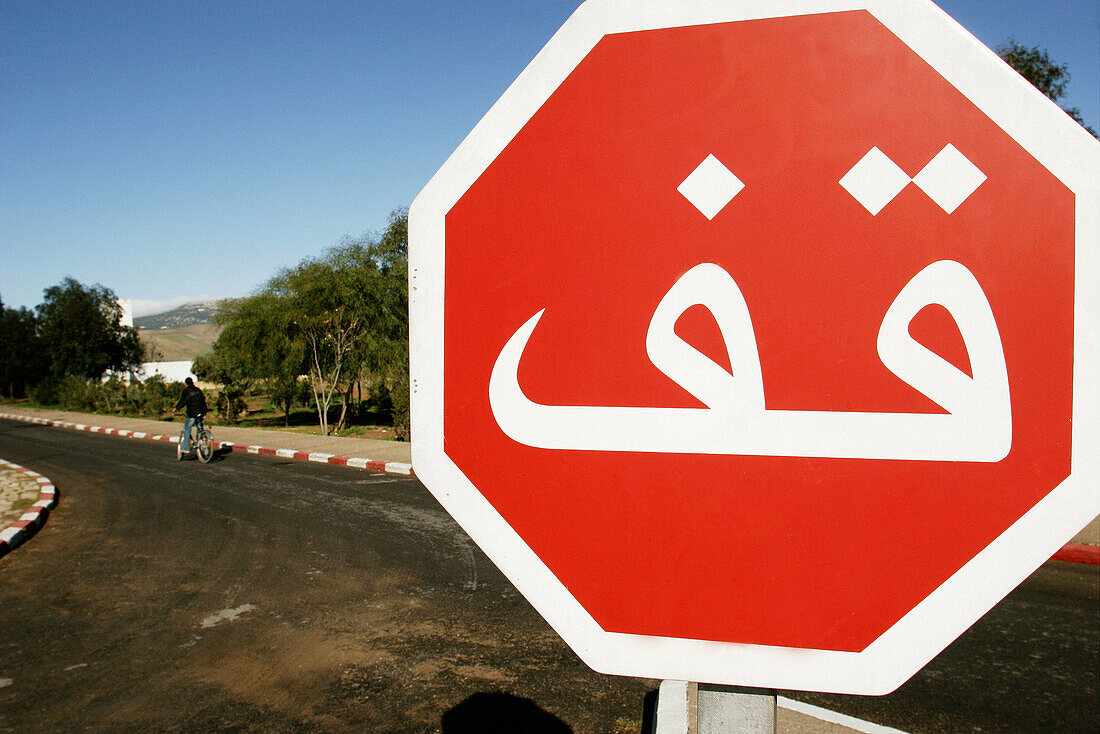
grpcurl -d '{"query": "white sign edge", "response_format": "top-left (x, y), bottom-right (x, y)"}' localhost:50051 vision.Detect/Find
top-left (409, 0), bottom-right (1100, 695)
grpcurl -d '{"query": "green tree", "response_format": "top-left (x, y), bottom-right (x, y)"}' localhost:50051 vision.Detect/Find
top-left (202, 209), bottom-right (409, 437)
top-left (270, 249), bottom-right (373, 435)
top-left (35, 278), bottom-right (142, 381)
top-left (997, 39), bottom-right (1098, 138)
top-left (214, 293), bottom-right (305, 425)
top-left (364, 210), bottom-right (409, 439)
top-left (0, 296), bottom-right (46, 398)
top-left (329, 210), bottom-right (408, 435)
top-left (192, 344), bottom-right (252, 421)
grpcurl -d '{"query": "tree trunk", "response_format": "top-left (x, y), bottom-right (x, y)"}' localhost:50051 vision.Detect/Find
top-left (313, 380), bottom-right (327, 435)
top-left (308, 339), bottom-right (329, 435)
top-left (335, 382), bottom-right (355, 433)
top-left (335, 397), bottom-right (347, 433)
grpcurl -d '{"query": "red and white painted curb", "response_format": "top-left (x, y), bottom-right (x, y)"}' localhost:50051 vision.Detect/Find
top-left (222, 445), bottom-right (413, 476)
top-left (1051, 543), bottom-right (1100, 566)
top-left (0, 458), bottom-right (58, 560)
top-left (0, 412), bottom-right (414, 478)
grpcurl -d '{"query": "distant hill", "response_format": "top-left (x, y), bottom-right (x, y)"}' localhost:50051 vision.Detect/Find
top-left (135, 301), bottom-right (223, 361)
top-left (138, 324), bottom-right (221, 362)
top-left (134, 301), bottom-right (220, 330)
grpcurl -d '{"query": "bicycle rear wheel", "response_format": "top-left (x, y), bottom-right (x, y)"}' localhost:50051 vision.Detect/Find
top-left (196, 429), bottom-right (215, 463)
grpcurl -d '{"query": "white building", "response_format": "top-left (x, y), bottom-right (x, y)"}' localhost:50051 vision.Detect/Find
top-left (104, 360), bottom-right (194, 384)
top-left (136, 361), bottom-right (194, 383)
top-left (118, 298), bottom-right (134, 328)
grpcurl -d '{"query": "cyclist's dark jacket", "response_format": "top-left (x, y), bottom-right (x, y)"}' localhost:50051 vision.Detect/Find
top-left (176, 385), bottom-right (207, 418)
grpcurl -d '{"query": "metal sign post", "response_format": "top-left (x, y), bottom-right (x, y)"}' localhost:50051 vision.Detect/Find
top-left (656, 681), bottom-right (776, 734)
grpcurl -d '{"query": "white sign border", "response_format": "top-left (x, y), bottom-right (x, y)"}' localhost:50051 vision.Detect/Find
top-left (409, 0), bottom-right (1100, 694)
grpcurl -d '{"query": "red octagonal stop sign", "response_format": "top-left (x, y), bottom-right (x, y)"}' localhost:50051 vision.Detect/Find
top-left (410, 0), bottom-right (1100, 694)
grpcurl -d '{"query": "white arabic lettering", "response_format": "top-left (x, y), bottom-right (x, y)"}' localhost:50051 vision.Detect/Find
top-left (488, 261), bottom-right (1011, 462)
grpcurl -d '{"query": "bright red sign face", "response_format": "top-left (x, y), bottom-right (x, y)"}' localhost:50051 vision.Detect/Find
top-left (444, 11), bottom-right (1073, 652)
top-left (412, 0), bottom-right (1098, 693)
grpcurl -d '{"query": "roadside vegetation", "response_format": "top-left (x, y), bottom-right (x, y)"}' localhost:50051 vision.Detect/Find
top-left (1, 210), bottom-right (410, 441)
top-left (0, 278), bottom-right (143, 400)
top-left (193, 209), bottom-right (409, 439)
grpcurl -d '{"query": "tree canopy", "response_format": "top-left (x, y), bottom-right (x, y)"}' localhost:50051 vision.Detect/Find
top-left (997, 39), bottom-right (1097, 138)
top-left (34, 278), bottom-right (143, 381)
top-left (205, 210), bottom-right (409, 435)
top-left (0, 297), bottom-right (46, 398)
top-left (204, 292), bottom-right (305, 423)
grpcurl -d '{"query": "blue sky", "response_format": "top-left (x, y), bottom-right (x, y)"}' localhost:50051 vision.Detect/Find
top-left (1, 0), bottom-right (1096, 316)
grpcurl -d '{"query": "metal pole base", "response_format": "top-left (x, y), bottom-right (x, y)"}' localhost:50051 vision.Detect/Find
top-left (655, 680), bottom-right (777, 734)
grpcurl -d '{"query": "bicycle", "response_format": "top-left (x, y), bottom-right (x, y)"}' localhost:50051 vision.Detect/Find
top-left (177, 414), bottom-right (215, 464)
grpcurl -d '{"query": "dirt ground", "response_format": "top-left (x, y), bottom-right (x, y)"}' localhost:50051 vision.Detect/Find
top-left (0, 421), bottom-right (656, 733)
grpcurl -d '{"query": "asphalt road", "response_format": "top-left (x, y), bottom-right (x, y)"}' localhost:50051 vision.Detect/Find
top-left (0, 418), bottom-right (1096, 733)
top-left (792, 560), bottom-right (1098, 732)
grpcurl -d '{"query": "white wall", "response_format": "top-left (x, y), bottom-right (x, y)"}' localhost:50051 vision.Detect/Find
top-left (138, 361), bottom-right (194, 383)
top-left (118, 298), bottom-right (134, 328)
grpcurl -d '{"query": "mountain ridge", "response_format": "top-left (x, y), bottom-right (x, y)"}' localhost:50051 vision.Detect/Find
top-left (135, 300), bottom-right (221, 330)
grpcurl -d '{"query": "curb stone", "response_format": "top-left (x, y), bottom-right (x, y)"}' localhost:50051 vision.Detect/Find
top-left (1051, 543), bottom-right (1100, 566)
top-left (0, 411), bottom-right (414, 477)
top-left (0, 459), bottom-right (59, 560)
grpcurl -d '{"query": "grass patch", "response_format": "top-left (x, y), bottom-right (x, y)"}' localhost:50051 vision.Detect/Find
top-left (222, 399), bottom-right (400, 440)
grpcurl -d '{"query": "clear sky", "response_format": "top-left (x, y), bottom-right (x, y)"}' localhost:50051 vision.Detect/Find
top-left (2, 0), bottom-right (1096, 316)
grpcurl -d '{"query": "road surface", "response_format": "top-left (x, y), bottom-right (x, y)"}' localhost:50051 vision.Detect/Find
top-left (0, 418), bottom-right (1096, 732)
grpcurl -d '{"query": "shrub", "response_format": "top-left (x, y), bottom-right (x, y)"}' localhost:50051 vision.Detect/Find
top-left (140, 376), bottom-right (178, 416)
top-left (390, 372), bottom-right (409, 442)
top-left (295, 378), bottom-right (314, 409)
top-left (57, 376), bottom-right (95, 411)
top-left (30, 376), bottom-right (61, 406)
top-left (213, 388), bottom-right (247, 422)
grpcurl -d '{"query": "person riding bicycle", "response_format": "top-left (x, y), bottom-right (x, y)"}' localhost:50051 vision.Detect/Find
top-left (175, 377), bottom-right (208, 454)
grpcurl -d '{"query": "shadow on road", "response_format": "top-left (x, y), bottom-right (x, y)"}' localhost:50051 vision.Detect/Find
top-left (441, 691), bottom-right (573, 733)
top-left (210, 446), bottom-right (232, 462)
top-left (176, 446), bottom-right (232, 463)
